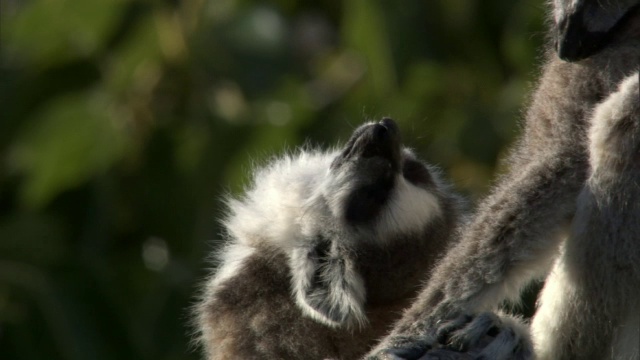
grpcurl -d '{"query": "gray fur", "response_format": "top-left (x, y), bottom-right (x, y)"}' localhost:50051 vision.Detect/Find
top-left (366, 4), bottom-right (640, 360)
top-left (532, 72), bottom-right (640, 360)
top-left (195, 120), bottom-right (464, 359)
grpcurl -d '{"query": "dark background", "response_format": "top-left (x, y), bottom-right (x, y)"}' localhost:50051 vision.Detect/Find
top-left (0, 0), bottom-right (546, 359)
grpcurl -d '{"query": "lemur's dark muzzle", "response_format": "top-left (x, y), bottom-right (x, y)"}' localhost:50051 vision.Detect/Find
top-left (361, 118), bottom-right (401, 163)
top-left (556, 3), bottom-right (608, 62)
top-left (556, 1), bottom-right (640, 62)
top-left (331, 118), bottom-right (402, 172)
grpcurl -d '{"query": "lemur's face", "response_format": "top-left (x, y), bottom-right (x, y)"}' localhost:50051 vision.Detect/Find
top-left (553, 0), bottom-right (640, 61)
top-left (317, 118), bottom-right (442, 242)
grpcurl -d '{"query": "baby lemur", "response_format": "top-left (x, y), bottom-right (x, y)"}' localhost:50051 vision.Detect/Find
top-left (195, 119), bottom-right (464, 359)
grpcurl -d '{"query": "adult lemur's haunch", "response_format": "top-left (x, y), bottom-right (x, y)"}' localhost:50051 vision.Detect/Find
top-left (196, 119), bottom-right (464, 359)
top-left (367, 1), bottom-right (640, 359)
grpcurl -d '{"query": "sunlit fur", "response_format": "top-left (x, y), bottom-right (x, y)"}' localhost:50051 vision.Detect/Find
top-left (367, 4), bottom-right (640, 360)
top-left (196, 122), bottom-right (464, 360)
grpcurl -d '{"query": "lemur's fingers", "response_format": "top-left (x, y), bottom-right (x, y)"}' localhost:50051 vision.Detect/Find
top-left (366, 334), bottom-right (435, 360)
top-left (365, 312), bottom-right (491, 359)
top-left (475, 326), bottom-right (533, 360)
top-left (418, 348), bottom-right (474, 360)
top-left (412, 312), bottom-right (532, 360)
top-left (446, 312), bottom-right (501, 352)
top-left (366, 309), bottom-right (472, 359)
top-left (435, 314), bottom-right (473, 345)
top-left (474, 313), bottom-right (533, 360)
top-left (379, 339), bottom-right (432, 360)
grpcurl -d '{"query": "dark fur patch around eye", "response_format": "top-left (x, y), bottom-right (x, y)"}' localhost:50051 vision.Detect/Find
top-left (344, 178), bottom-right (394, 225)
top-left (402, 159), bottom-right (433, 187)
top-left (311, 237), bottom-right (331, 259)
top-left (307, 238), bottom-right (332, 294)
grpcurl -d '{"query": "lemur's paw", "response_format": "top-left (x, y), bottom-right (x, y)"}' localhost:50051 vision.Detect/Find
top-left (428, 312), bottom-right (533, 360)
top-left (437, 312), bottom-right (498, 352)
top-left (365, 311), bottom-right (532, 360)
top-left (365, 333), bottom-right (435, 360)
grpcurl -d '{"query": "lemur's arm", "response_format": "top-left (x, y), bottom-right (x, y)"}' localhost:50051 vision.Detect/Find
top-left (365, 152), bottom-right (585, 359)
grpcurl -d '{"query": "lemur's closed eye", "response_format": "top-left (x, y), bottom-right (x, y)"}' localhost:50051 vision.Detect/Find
top-left (195, 118), bottom-right (464, 360)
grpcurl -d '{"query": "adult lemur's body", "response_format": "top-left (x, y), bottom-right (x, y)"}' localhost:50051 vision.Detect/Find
top-left (196, 119), bottom-right (463, 359)
top-left (367, 1), bottom-right (640, 359)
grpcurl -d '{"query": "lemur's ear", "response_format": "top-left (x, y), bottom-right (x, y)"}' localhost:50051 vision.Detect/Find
top-left (289, 239), bottom-right (367, 328)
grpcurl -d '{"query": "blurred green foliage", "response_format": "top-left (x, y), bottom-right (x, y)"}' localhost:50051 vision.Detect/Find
top-left (0, 0), bottom-right (546, 359)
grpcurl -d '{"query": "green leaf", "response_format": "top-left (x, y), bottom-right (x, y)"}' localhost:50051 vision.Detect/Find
top-left (2, 0), bottom-right (124, 66)
top-left (103, 14), bottom-right (166, 94)
top-left (342, 0), bottom-right (397, 97)
top-left (10, 91), bottom-right (129, 208)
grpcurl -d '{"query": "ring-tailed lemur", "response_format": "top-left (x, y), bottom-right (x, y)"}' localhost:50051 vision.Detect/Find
top-left (366, 1), bottom-right (640, 359)
top-left (195, 119), bottom-right (464, 359)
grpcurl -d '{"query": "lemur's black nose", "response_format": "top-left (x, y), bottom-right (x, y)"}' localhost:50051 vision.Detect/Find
top-left (360, 117), bottom-right (398, 150)
top-left (331, 118), bottom-right (402, 171)
top-left (371, 118), bottom-right (399, 145)
top-left (379, 117), bottom-right (398, 136)
top-left (360, 118), bottom-right (401, 168)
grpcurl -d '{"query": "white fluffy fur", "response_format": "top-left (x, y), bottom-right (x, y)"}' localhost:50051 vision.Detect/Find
top-left (375, 175), bottom-right (442, 243)
top-left (216, 146), bottom-right (444, 328)
top-left (223, 150), bottom-right (334, 250)
top-left (223, 148), bottom-right (442, 251)
top-left (530, 245), bottom-right (574, 359)
top-left (206, 242), bottom-right (256, 291)
top-left (589, 74), bottom-right (640, 172)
